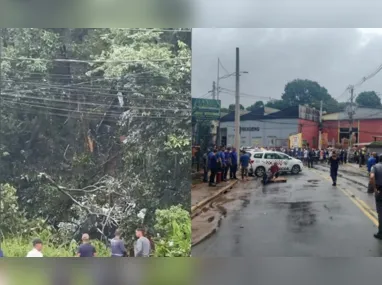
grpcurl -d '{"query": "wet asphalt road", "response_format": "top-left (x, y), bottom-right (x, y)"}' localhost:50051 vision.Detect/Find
top-left (192, 168), bottom-right (382, 257)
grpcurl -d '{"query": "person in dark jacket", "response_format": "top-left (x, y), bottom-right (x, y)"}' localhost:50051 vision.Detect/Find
top-left (328, 151), bottom-right (340, 186)
top-left (230, 148), bottom-right (238, 179)
top-left (308, 148), bottom-right (314, 168)
top-left (370, 155), bottom-right (382, 239)
top-left (208, 149), bottom-right (218, 186)
top-left (202, 150), bottom-right (210, 183)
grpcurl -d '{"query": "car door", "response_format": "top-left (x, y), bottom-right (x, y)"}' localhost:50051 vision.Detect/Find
top-left (263, 152), bottom-right (279, 169)
top-left (276, 153), bottom-right (292, 171)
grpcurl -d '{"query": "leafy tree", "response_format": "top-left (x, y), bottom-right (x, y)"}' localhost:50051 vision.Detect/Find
top-left (0, 28), bottom-right (191, 253)
top-left (228, 104), bottom-right (244, 112)
top-left (220, 107), bottom-right (229, 113)
top-left (247, 100), bottom-right (264, 111)
top-left (265, 99), bottom-right (289, 110)
top-left (355, 91), bottom-right (381, 108)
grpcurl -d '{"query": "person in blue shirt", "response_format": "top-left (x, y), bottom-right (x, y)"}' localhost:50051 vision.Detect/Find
top-left (224, 147), bottom-right (231, 181)
top-left (230, 148), bottom-right (238, 179)
top-left (367, 152), bottom-right (377, 193)
top-left (208, 148), bottom-right (218, 186)
top-left (240, 150), bottom-right (250, 181)
top-left (0, 248), bottom-right (4, 257)
top-left (368, 152), bottom-right (377, 173)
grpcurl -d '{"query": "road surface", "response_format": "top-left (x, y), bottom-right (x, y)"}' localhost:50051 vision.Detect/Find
top-left (192, 166), bottom-right (382, 257)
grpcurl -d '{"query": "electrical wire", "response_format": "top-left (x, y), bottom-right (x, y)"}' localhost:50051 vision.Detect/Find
top-left (1, 56), bottom-right (190, 64)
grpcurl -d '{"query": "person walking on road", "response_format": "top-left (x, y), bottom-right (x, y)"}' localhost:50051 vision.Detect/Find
top-left (208, 149), bottom-right (218, 187)
top-left (230, 148), bottom-right (238, 179)
top-left (240, 150), bottom-right (250, 181)
top-left (110, 229), bottom-right (127, 257)
top-left (328, 151), bottom-right (340, 186)
top-left (77, 233), bottom-right (96, 257)
top-left (26, 238), bottom-right (43, 257)
top-left (134, 228), bottom-right (151, 257)
top-left (370, 155), bottom-right (382, 240)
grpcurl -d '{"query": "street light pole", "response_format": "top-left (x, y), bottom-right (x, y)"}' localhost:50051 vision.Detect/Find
top-left (234, 47), bottom-right (240, 164)
top-left (217, 58), bottom-right (220, 100)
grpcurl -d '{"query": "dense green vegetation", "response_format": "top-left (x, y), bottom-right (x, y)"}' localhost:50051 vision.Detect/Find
top-left (0, 28), bottom-right (191, 256)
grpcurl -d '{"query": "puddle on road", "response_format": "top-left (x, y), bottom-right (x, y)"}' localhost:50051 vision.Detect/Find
top-left (302, 184), bottom-right (318, 188)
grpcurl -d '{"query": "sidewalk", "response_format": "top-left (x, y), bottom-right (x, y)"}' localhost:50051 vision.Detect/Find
top-left (192, 179), bottom-right (235, 207)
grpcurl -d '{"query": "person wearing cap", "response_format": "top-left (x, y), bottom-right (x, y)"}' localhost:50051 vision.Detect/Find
top-left (77, 233), bottom-right (96, 257)
top-left (370, 154), bottom-right (382, 240)
top-left (110, 229), bottom-right (127, 257)
top-left (26, 238), bottom-right (43, 257)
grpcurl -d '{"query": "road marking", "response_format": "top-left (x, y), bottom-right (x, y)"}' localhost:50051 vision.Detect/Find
top-left (310, 169), bottom-right (379, 227)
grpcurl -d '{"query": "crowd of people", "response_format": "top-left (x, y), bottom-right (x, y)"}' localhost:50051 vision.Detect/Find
top-left (202, 146), bottom-right (253, 186)
top-left (0, 227), bottom-right (152, 257)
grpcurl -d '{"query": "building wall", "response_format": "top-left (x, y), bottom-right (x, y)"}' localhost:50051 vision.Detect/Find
top-left (299, 119), bottom-right (319, 148)
top-left (322, 120), bottom-right (339, 145)
top-left (220, 119), bottom-right (299, 147)
top-left (359, 119), bottom-right (382, 143)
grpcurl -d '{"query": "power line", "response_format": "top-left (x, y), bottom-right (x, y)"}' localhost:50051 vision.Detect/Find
top-left (1, 56), bottom-right (190, 64)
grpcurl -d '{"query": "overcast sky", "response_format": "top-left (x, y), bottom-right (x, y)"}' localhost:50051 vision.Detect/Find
top-left (191, 28), bottom-right (382, 108)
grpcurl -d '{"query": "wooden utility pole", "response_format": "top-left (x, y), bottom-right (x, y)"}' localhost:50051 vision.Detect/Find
top-left (217, 58), bottom-right (220, 100)
top-left (234, 47), bottom-right (240, 164)
top-left (348, 86), bottom-right (355, 148)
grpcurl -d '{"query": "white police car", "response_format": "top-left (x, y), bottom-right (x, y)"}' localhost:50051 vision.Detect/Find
top-left (246, 151), bottom-right (303, 177)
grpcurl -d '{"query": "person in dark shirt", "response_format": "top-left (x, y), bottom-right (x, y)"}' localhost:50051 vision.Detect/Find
top-left (77, 233), bottom-right (96, 257)
top-left (308, 149), bottom-right (314, 168)
top-left (230, 148), bottom-right (238, 179)
top-left (208, 149), bottom-right (218, 186)
top-left (202, 150), bottom-right (210, 183)
top-left (240, 151), bottom-right (250, 181)
top-left (110, 229), bottom-right (127, 257)
top-left (328, 151), bottom-right (340, 186)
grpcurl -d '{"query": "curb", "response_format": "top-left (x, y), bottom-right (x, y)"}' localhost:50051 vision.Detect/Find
top-left (191, 215), bottom-right (223, 247)
top-left (191, 180), bottom-right (238, 218)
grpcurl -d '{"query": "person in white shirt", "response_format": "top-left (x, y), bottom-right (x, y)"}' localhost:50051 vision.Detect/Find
top-left (26, 238), bottom-right (43, 257)
top-left (303, 149), bottom-right (308, 165)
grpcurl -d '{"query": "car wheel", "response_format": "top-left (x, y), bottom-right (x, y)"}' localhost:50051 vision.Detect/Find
top-left (255, 166), bottom-right (266, 177)
top-left (291, 165), bottom-right (300, 174)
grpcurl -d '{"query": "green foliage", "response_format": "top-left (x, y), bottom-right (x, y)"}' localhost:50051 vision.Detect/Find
top-left (247, 101), bottom-right (264, 111)
top-left (153, 205), bottom-right (191, 257)
top-left (355, 91), bottom-right (381, 108)
top-left (0, 28), bottom-right (191, 256)
top-left (228, 104), bottom-right (244, 112)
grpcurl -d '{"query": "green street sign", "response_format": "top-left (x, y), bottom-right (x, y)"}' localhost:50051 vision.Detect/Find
top-left (192, 98), bottom-right (221, 120)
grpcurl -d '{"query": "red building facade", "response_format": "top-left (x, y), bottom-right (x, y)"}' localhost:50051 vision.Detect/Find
top-left (322, 118), bottom-right (382, 145)
top-left (298, 118), bottom-right (319, 148)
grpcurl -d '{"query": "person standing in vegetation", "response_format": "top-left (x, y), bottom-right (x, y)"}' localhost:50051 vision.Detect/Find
top-left (0, 248), bottom-right (4, 257)
top-left (328, 151), bottom-right (340, 186)
top-left (26, 238), bottom-right (43, 257)
top-left (134, 228), bottom-right (151, 257)
top-left (77, 233), bottom-right (96, 257)
top-left (110, 229), bottom-right (127, 257)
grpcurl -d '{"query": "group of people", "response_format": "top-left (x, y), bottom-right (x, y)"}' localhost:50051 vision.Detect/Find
top-left (203, 146), bottom-right (252, 186)
top-left (0, 227), bottom-right (152, 257)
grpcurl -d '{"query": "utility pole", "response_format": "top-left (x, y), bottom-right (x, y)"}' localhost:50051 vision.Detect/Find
top-left (234, 47), bottom-right (240, 164)
top-left (217, 58), bottom-right (220, 100)
top-left (348, 85), bottom-right (355, 148)
top-left (212, 81), bottom-right (216, 100)
top-left (318, 100), bottom-right (323, 150)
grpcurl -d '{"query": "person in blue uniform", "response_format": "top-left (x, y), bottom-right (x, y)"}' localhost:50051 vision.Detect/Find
top-left (208, 149), bottom-right (218, 187)
top-left (328, 151), bottom-right (340, 186)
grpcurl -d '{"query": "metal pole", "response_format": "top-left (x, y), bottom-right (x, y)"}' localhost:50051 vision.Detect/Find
top-left (212, 81), bottom-right (216, 100)
top-left (318, 100), bottom-right (323, 149)
top-left (234, 47), bottom-right (240, 164)
top-left (217, 58), bottom-right (220, 100)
